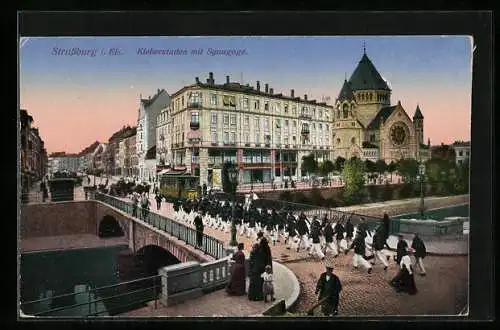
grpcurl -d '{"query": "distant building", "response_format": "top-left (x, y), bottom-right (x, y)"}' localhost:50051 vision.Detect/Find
top-left (136, 89), bottom-right (171, 182)
top-left (156, 104), bottom-right (172, 170)
top-left (451, 141), bottom-right (470, 166)
top-left (48, 152), bottom-right (80, 173)
top-left (20, 109), bottom-right (48, 187)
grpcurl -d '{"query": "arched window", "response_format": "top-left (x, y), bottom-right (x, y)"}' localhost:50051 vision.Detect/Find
top-left (336, 138), bottom-right (341, 145)
top-left (343, 104), bottom-right (349, 118)
top-left (337, 110), bottom-right (340, 118)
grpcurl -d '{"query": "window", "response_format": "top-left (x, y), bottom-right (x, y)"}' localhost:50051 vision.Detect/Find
top-left (293, 121), bottom-right (297, 128)
top-left (319, 123), bottom-right (322, 130)
top-left (241, 97), bottom-right (249, 109)
top-left (319, 109), bottom-right (323, 118)
top-left (458, 159), bottom-right (463, 165)
top-left (312, 123), bottom-right (316, 130)
top-left (275, 134), bottom-right (281, 144)
top-left (466, 151), bottom-right (469, 157)
top-left (292, 136), bottom-right (296, 142)
top-left (312, 108), bottom-right (316, 117)
top-left (210, 94), bottom-right (217, 105)
top-left (230, 132), bottom-right (236, 143)
top-left (255, 133), bottom-right (260, 143)
top-left (244, 115), bottom-right (249, 127)
top-left (264, 102), bottom-right (269, 111)
top-left (254, 100), bottom-right (260, 110)
top-left (351, 122), bottom-right (355, 127)
top-left (230, 114), bottom-right (237, 125)
top-left (325, 124), bottom-right (329, 130)
top-left (284, 137), bottom-right (289, 144)
top-left (458, 151), bottom-right (463, 156)
top-left (254, 117), bottom-right (260, 129)
top-left (370, 134), bottom-right (375, 143)
top-left (211, 112), bottom-right (217, 124)
top-left (223, 114), bottom-right (229, 125)
top-left (275, 103), bottom-right (281, 113)
top-left (191, 112), bottom-right (200, 124)
top-left (343, 104), bottom-right (349, 118)
top-left (276, 119), bottom-right (281, 128)
top-left (224, 132), bottom-right (229, 144)
top-left (351, 137), bottom-right (356, 144)
top-left (245, 133), bottom-right (250, 143)
top-left (188, 92), bottom-right (201, 106)
top-left (181, 96), bottom-right (184, 107)
top-left (292, 106), bottom-right (296, 115)
top-left (285, 120), bottom-right (289, 127)
top-left (264, 118), bottom-right (269, 132)
top-left (284, 104), bottom-right (289, 113)
top-left (223, 95), bottom-right (236, 107)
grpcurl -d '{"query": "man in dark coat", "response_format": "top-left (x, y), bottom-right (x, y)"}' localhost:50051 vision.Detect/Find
top-left (315, 264), bottom-right (342, 316)
top-left (394, 234), bottom-right (409, 264)
top-left (345, 217), bottom-right (355, 246)
top-left (155, 193), bottom-right (162, 210)
top-left (371, 227), bottom-right (389, 270)
top-left (296, 213), bottom-right (310, 252)
top-left (286, 214), bottom-right (298, 249)
top-left (323, 221), bottom-right (338, 257)
top-left (357, 217), bottom-right (370, 239)
top-left (310, 220), bottom-right (325, 260)
top-left (411, 233), bottom-right (427, 276)
top-left (194, 214), bottom-right (204, 247)
top-left (348, 234), bottom-right (373, 274)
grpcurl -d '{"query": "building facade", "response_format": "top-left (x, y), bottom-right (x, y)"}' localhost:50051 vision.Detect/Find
top-left (451, 141), bottom-right (470, 166)
top-left (20, 109), bottom-right (48, 188)
top-left (156, 104), bottom-right (172, 169)
top-left (332, 50), bottom-right (431, 163)
top-left (169, 73), bottom-right (334, 187)
top-left (127, 133), bottom-right (138, 177)
top-left (48, 153), bottom-right (80, 173)
top-left (136, 89), bottom-right (171, 181)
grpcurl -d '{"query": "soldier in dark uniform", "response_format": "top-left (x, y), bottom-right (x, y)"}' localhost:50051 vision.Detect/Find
top-left (323, 220), bottom-right (338, 257)
top-left (333, 216), bottom-right (346, 253)
top-left (345, 217), bottom-right (355, 247)
top-left (348, 234), bottom-right (373, 274)
top-left (395, 234), bottom-right (409, 264)
top-left (357, 217), bottom-right (371, 239)
top-left (296, 212), bottom-right (310, 252)
top-left (277, 208), bottom-right (287, 243)
top-left (285, 213), bottom-right (298, 250)
top-left (309, 219), bottom-right (325, 260)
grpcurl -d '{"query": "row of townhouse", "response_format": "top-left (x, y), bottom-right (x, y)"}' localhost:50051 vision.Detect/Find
top-left (20, 109), bottom-right (48, 188)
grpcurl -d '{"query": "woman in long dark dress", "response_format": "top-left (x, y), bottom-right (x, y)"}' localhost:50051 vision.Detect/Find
top-left (258, 237), bottom-right (273, 272)
top-left (248, 243), bottom-right (264, 301)
top-left (226, 243), bottom-right (247, 296)
top-left (389, 249), bottom-right (417, 295)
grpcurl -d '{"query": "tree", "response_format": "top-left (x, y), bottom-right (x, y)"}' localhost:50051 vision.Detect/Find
top-left (375, 159), bottom-right (387, 176)
top-left (396, 158), bottom-right (419, 183)
top-left (320, 160), bottom-right (335, 177)
top-left (342, 157), bottom-right (366, 203)
top-left (301, 154), bottom-right (318, 177)
top-left (334, 156), bottom-right (346, 173)
top-left (387, 161), bottom-right (397, 181)
top-left (453, 160), bottom-right (470, 194)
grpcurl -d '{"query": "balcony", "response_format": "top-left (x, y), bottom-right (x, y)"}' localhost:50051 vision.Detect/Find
top-left (187, 103), bottom-right (202, 109)
top-left (190, 121), bottom-right (200, 130)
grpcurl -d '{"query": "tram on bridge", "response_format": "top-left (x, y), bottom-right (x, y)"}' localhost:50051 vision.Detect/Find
top-left (158, 173), bottom-right (199, 200)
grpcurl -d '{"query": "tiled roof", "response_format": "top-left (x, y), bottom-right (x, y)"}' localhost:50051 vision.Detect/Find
top-left (413, 105), bottom-right (424, 119)
top-left (337, 79), bottom-right (355, 101)
top-left (348, 53), bottom-right (390, 91)
top-left (367, 106), bottom-right (397, 130)
top-left (141, 89), bottom-right (168, 108)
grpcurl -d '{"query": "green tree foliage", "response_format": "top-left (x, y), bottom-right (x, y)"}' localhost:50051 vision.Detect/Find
top-left (375, 159), bottom-right (387, 175)
top-left (387, 161), bottom-right (397, 180)
top-left (334, 156), bottom-right (346, 173)
top-left (453, 160), bottom-right (470, 194)
top-left (320, 160), bottom-right (335, 177)
top-left (222, 161), bottom-right (238, 194)
top-left (364, 160), bottom-right (377, 173)
top-left (342, 157), bottom-right (366, 203)
top-left (396, 158), bottom-right (420, 183)
top-left (301, 154), bottom-right (318, 176)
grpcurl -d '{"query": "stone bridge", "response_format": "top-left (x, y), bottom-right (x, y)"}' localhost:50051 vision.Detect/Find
top-left (20, 200), bottom-right (213, 264)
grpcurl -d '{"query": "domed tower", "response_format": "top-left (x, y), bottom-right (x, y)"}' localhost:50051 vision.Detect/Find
top-left (347, 48), bottom-right (391, 127)
top-left (413, 104), bottom-right (424, 145)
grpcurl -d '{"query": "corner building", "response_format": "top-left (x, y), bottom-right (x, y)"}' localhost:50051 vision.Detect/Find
top-left (332, 50), bottom-right (431, 163)
top-left (169, 73), bottom-right (334, 186)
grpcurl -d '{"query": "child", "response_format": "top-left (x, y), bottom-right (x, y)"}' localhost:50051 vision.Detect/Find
top-left (261, 265), bottom-right (276, 303)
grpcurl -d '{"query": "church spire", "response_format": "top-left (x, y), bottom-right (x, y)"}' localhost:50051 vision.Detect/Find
top-left (363, 41), bottom-right (366, 54)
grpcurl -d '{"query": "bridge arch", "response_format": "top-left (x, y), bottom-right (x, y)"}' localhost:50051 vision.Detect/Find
top-left (135, 244), bottom-right (181, 277)
top-left (98, 215), bottom-right (125, 238)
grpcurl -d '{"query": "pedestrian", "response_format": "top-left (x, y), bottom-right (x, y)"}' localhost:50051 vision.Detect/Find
top-left (155, 193), bottom-right (162, 211)
top-left (323, 221), bottom-right (338, 257)
top-left (296, 213), bottom-right (310, 252)
top-left (348, 233), bottom-right (373, 274)
top-left (285, 214), bottom-right (299, 250)
top-left (389, 248), bottom-right (418, 295)
top-left (309, 220), bottom-right (325, 260)
top-left (345, 217), bottom-right (354, 248)
top-left (411, 233), bottom-right (427, 276)
top-left (258, 237), bottom-right (273, 273)
top-left (315, 263), bottom-right (342, 316)
top-left (248, 243), bottom-right (265, 301)
top-left (131, 193), bottom-right (138, 218)
top-left (194, 214), bottom-right (204, 248)
top-left (261, 265), bottom-right (276, 303)
top-left (140, 193), bottom-right (150, 220)
top-left (371, 227), bottom-right (389, 271)
top-left (394, 234), bottom-right (409, 264)
top-left (226, 243), bottom-right (246, 296)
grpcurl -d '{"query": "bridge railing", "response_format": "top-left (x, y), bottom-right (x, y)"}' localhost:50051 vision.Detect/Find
top-left (20, 274), bottom-right (161, 317)
top-left (93, 192), bottom-right (225, 260)
top-left (200, 257), bottom-right (231, 292)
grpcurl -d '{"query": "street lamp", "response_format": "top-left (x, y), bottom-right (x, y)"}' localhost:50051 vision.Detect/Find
top-left (227, 166), bottom-right (239, 247)
top-left (418, 162), bottom-right (426, 217)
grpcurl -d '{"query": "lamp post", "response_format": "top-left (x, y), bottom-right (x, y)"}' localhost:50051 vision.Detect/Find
top-left (227, 166), bottom-right (239, 247)
top-left (418, 162), bottom-right (426, 217)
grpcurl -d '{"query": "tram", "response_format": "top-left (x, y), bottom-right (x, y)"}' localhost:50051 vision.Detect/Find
top-left (158, 173), bottom-right (199, 200)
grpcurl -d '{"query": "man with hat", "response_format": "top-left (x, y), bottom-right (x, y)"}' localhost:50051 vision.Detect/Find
top-left (315, 262), bottom-right (342, 316)
top-left (394, 234), bottom-right (409, 264)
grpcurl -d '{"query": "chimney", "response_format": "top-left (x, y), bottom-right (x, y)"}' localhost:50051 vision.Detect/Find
top-left (304, 94), bottom-right (308, 101)
top-left (256, 81), bottom-right (260, 91)
top-left (291, 89), bottom-right (295, 98)
top-left (265, 84), bottom-right (269, 93)
top-left (270, 88), bottom-right (274, 95)
top-left (195, 77), bottom-right (200, 84)
top-left (157, 88), bottom-right (160, 94)
top-left (209, 72), bottom-right (214, 84)
top-left (226, 75), bottom-right (230, 84)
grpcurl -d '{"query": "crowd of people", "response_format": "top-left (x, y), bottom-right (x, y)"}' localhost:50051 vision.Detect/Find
top-left (123, 191), bottom-right (428, 315)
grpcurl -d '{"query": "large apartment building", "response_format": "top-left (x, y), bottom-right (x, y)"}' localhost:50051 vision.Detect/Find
top-left (169, 73), bottom-right (334, 187)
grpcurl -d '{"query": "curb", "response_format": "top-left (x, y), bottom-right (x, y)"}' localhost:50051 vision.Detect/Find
top-left (271, 260), bottom-right (301, 312)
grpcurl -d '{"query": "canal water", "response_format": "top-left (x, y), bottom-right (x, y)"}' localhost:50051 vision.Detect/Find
top-left (20, 245), bottom-right (156, 317)
top-left (393, 204), bottom-right (469, 220)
